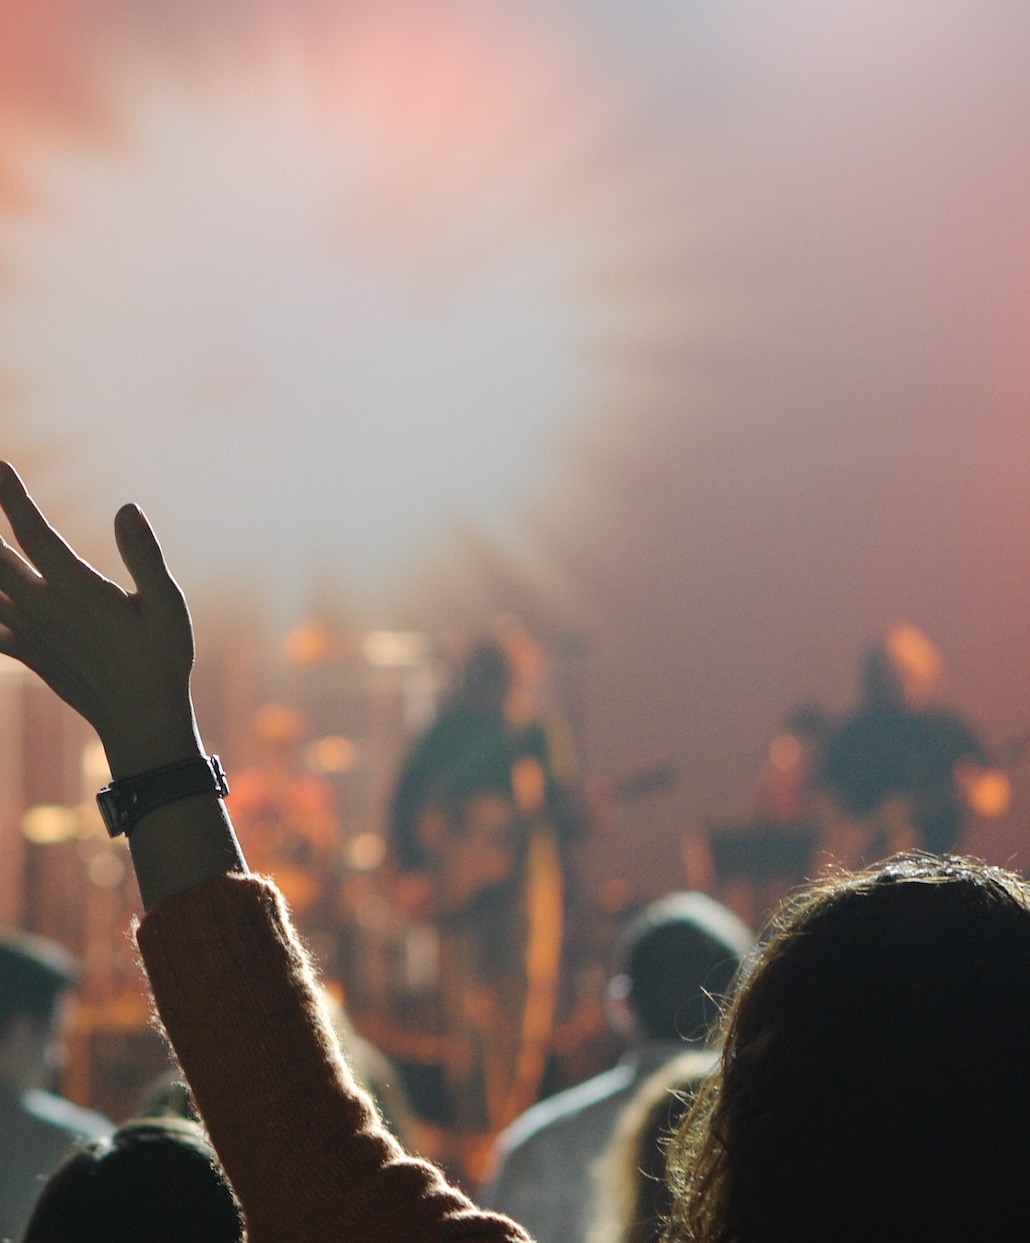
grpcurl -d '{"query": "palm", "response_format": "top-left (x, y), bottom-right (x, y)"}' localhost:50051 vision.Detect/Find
top-left (0, 464), bottom-right (197, 769)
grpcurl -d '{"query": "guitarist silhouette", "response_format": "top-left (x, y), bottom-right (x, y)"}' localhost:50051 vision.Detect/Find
top-left (818, 624), bottom-right (1009, 865)
top-left (386, 627), bottom-right (584, 1179)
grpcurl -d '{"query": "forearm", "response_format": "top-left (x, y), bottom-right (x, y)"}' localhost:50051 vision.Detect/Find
top-left (127, 790), bottom-right (247, 911)
top-left (137, 873), bottom-right (531, 1243)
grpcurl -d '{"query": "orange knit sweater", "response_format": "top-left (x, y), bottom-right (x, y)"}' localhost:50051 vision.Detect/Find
top-left (136, 872), bottom-right (531, 1243)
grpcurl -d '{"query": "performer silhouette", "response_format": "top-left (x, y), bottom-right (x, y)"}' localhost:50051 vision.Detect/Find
top-left (386, 625), bottom-right (582, 1179)
top-left (819, 623), bottom-right (1009, 863)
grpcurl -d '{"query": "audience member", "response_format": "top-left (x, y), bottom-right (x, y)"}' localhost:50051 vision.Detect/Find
top-left (0, 933), bottom-right (112, 1241)
top-left (478, 892), bottom-right (752, 1243)
top-left (665, 853), bottom-right (1030, 1242)
top-left (22, 1116), bottom-right (242, 1242)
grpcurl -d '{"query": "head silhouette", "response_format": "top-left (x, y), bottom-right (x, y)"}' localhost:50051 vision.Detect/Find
top-left (23, 1117), bottom-right (242, 1243)
top-left (0, 932), bottom-right (78, 1092)
top-left (861, 623), bottom-right (942, 710)
top-left (666, 854), bottom-right (1030, 1242)
top-left (610, 892), bottom-right (753, 1046)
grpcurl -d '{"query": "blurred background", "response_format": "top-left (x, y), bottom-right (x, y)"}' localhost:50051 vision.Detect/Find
top-left (3, 0), bottom-right (1030, 1171)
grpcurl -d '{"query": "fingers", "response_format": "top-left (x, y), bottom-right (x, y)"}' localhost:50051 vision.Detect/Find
top-left (113, 503), bottom-right (184, 606)
top-left (0, 466), bottom-right (192, 663)
top-left (0, 462), bottom-right (79, 579)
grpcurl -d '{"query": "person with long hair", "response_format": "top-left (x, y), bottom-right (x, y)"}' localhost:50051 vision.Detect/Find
top-left (481, 893), bottom-right (749, 1243)
top-left (664, 853), bottom-right (1030, 1242)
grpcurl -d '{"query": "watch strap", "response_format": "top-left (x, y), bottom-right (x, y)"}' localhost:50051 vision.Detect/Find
top-left (97, 755), bottom-right (229, 838)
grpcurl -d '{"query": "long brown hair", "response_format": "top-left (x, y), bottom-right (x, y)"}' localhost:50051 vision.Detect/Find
top-left (664, 855), bottom-right (1030, 1243)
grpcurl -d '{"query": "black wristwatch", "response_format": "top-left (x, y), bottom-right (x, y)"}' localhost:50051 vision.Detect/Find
top-left (96, 755), bottom-right (230, 838)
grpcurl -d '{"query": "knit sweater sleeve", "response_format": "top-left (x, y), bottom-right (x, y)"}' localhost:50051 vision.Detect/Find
top-left (135, 872), bottom-right (532, 1243)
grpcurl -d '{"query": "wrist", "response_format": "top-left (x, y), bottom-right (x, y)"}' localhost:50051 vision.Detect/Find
top-left (101, 710), bottom-right (204, 780)
top-left (97, 755), bottom-right (230, 838)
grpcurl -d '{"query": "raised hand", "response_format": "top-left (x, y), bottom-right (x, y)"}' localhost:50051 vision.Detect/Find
top-left (0, 463), bottom-right (201, 777)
